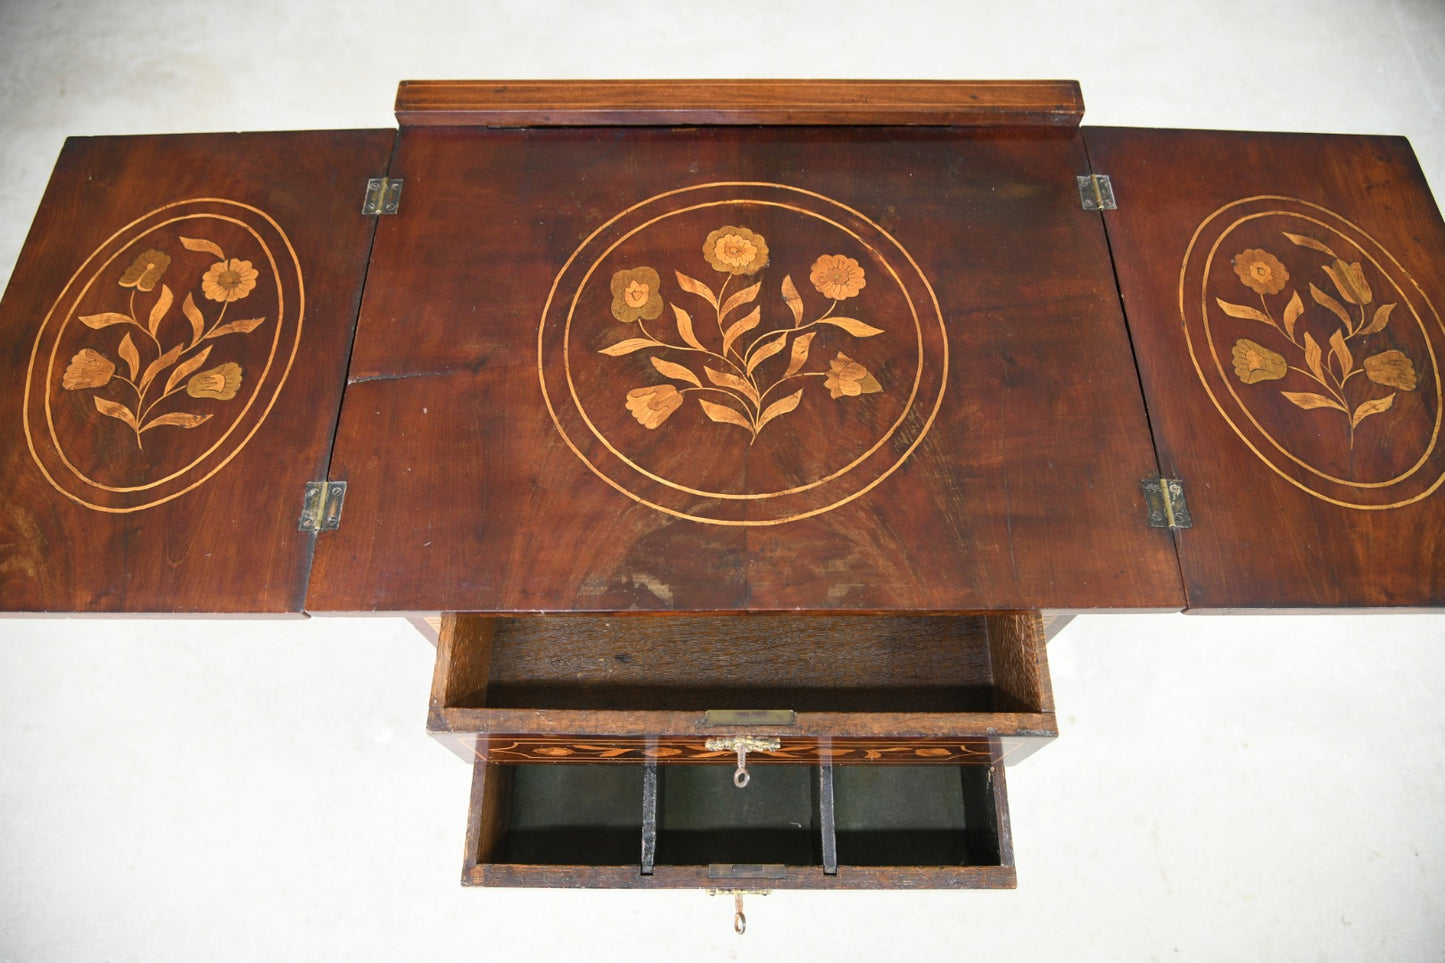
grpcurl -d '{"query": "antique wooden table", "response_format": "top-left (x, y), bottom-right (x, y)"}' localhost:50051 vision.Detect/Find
top-left (1, 81), bottom-right (1441, 904)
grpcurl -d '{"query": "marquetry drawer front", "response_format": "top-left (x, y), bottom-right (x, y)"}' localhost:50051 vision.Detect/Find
top-left (472, 735), bottom-right (1000, 765)
top-left (428, 612), bottom-right (1057, 766)
top-left (462, 756), bottom-right (1015, 890)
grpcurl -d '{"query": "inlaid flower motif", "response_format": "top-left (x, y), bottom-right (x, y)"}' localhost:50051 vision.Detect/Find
top-left (186, 362), bottom-right (243, 400)
top-left (625, 383), bottom-right (684, 428)
top-left (62, 348), bottom-right (115, 390)
top-left (703, 226), bottom-right (768, 276)
top-left (824, 352), bottom-right (882, 399)
top-left (1230, 339), bottom-right (1288, 384)
top-left (1364, 349), bottom-right (1417, 390)
top-left (810, 254), bottom-right (866, 300)
top-left (1233, 248), bottom-right (1289, 295)
top-left (609, 266), bottom-right (664, 323)
top-left (1324, 258), bottom-right (1372, 305)
top-left (118, 249), bottom-right (171, 292)
top-left (534, 747), bottom-right (574, 757)
top-left (201, 258), bottom-right (258, 303)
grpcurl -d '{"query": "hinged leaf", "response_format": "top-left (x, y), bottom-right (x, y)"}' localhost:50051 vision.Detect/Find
top-left (298, 481), bottom-right (347, 532)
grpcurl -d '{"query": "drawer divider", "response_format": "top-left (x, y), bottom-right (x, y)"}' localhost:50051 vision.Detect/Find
top-left (641, 755), bottom-right (659, 875)
top-left (819, 757), bottom-right (838, 876)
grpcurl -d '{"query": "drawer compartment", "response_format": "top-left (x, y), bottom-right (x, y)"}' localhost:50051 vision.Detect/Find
top-left (463, 756), bottom-right (1015, 889)
top-left (430, 612), bottom-right (1055, 765)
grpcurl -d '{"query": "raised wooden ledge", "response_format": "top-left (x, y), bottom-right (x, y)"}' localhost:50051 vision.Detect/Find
top-left (394, 79), bottom-right (1084, 128)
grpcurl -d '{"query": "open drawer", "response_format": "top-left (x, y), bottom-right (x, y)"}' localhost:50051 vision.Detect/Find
top-left (463, 755), bottom-right (1014, 889)
top-left (428, 612), bottom-right (1057, 767)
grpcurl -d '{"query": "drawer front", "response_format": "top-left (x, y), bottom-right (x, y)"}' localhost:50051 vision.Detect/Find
top-left (475, 734), bottom-right (999, 765)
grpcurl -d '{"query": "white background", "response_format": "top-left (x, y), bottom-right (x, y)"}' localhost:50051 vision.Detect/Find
top-left (2, 2), bottom-right (1444, 960)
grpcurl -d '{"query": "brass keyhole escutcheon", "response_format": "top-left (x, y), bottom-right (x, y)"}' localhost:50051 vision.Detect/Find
top-left (703, 736), bottom-right (781, 790)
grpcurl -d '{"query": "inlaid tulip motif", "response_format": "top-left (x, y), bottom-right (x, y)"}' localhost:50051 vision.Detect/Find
top-left (599, 225), bottom-right (885, 441)
top-left (1216, 233), bottom-right (1418, 447)
top-left (60, 236), bottom-right (265, 449)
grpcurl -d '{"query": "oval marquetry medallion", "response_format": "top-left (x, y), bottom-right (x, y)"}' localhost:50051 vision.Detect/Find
top-left (539, 182), bottom-right (948, 526)
top-left (1180, 195), bottom-right (1444, 509)
top-left (24, 198), bottom-right (304, 512)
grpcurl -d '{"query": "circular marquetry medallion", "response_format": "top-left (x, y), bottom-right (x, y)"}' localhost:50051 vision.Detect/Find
top-left (538, 182), bottom-right (948, 526)
top-left (24, 198), bottom-right (304, 512)
top-left (1180, 195), bottom-right (1444, 509)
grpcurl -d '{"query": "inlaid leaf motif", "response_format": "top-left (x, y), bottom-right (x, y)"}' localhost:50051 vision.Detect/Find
top-left (1351, 393), bottom-right (1395, 428)
top-left (147, 284), bottom-right (173, 336)
top-left (697, 397), bottom-right (753, 431)
top-left (674, 271), bottom-right (718, 309)
top-left (207, 317), bottom-right (265, 339)
top-left (180, 236), bottom-right (226, 260)
top-left (140, 342), bottom-right (183, 392)
top-left (722, 305), bottom-right (760, 357)
top-left (142, 411), bottom-right (213, 431)
top-left (781, 274), bottom-right (804, 325)
top-left (182, 293), bottom-right (205, 346)
top-left (1282, 290), bottom-right (1303, 340)
top-left (1359, 302), bottom-right (1395, 337)
top-left (118, 333), bottom-right (140, 382)
top-left (650, 355), bottom-right (701, 387)
top-left (93, 396), bottom-right (138, 429)
top-left (1215, 298), bottom-right (1273, 325)
top-left (1328, 329), bottom-right (1353, 378)
top-left (784, 331), bottom-right (816, 378)
top-left (1283, 232), bottom-right (1339, 259)
top-left (704, 365), bottom-right (760, 405)
top-left (757, 388), bottom-right (804, 432)
top-left (165, 344), bottom-right (214, 394)
top-left (672, 303), bottom-right (705, 350)
top-left (1309, 282), bottom-right (1352, 330)
top-left (1303, 332), bottom-right (1324, 382)
top-left (819, 316), bottom-right (885, 337)
top-left (746, 333), bottom-right (787, 374)
top-left (78, 312), bottom-right (132, 330)
top-left (599, 337), bottom-right (659, 357)
top-left (719, 280), bottom-right (760, 320)
top-left (1282, 391), bottom-right (1347, 412)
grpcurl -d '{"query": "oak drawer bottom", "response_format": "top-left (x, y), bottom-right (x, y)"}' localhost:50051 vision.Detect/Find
top-left (463, 758), bottom-right (1014, 889)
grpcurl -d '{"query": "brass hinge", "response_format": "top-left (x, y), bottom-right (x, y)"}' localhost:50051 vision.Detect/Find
top-left (362, 177), bottom-right (403, 215)
top-left (1142, 477), bottom-right (1192, 529)
top-left (298, 480), bottom-right (347, 532)
top-left (1078, 173), bottom-right (1116, 210)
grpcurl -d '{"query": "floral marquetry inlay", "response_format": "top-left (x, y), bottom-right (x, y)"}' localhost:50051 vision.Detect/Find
top-left (1180, 196), bottom-right (1444, 509)
top-left (24, 198), bottom-right (305, 513)
top-left (539, 182), bottom-right (948, 526)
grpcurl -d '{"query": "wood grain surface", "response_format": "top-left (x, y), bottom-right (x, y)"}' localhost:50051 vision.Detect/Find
top-left (0, 130), bottom-right (393, 612)
top-left (395, 79), bottom-right (1083, 128)
top-left (309, 124), bottom-right (1182, 612)
top-left (1087, 128), bottom-right (1445, 609)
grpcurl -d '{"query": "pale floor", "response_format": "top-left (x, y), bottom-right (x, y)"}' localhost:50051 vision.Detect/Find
top-left (2, 2), bottom-right (1444, 961)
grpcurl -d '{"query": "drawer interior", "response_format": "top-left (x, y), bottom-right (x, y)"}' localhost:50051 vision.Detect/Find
top-left (431, 612), bottom-right (1055, 750)
top-left (464, 759), bottom-right (1013, 889)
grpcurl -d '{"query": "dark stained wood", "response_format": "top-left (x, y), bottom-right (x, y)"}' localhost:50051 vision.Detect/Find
top-left (309, 123), bottom-right (1183, 613)
top-left (0, 130), bottom-right (393, 612)
top-left (986, 611), bottom-right (1054, 713)
top-left (395, 79), bottom-right (1083, 128)
top-left (1086, 128), bottom-right (1445, 610)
